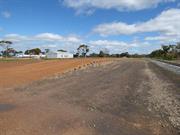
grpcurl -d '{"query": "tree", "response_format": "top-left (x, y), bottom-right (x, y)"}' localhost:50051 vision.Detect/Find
top-left (77, 44), bottom-right (89, 57)
top-left (17, 51), bottom-right (23, 54)
top-left (99, 48), bottom-right (109, 57)
top-left (0, 40), bottom-right (13, 58)
top-left (15, 51), bottom-right (23, 55)
top-left (45, 49), bottom-right (50, 53)
top-left (25, 48), bottom-right (41, 55)
top-left (89, 53), bottom-right (98, 57)
top-left (99, 51), bottom-right (106, 57)
top-left (120, 52), bottom-right (130, 57)
top-left (3, 48), bottom-right (17, 57)
top-left (162, 45), bottom-right (170, 54)
top-left (58, 49), bottom-right (67, 52)
top-left (24, 50), bottom-right (30, 55)
top-left (176, 42), bottom-right (180, 50)
top-left (149, 49), bottom-right (164, 58)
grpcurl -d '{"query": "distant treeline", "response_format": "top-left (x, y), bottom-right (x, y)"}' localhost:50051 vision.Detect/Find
top-left (1, 40), bottom-right (180, 60)
top-left (148, 43), bottom-right (180, 60)
top-left (89, 51), bottom-right (146, 58)
top-left (89, 43), bottom-right (180, 60)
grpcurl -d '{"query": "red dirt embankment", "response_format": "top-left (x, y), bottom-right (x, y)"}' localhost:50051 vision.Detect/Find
top-left (0, 58), bottom-right (113, 88)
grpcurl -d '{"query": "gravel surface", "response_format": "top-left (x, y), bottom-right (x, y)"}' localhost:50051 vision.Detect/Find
top-left (0, 59), bottom-right (179, 135)
top-left (150, 59), bottom-right (180, 75)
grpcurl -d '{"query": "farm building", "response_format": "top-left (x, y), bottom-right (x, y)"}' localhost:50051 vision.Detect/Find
top-left (15, 54), bottom-right (46, 59)
top-left (46, 51), bottom-right (74, 59)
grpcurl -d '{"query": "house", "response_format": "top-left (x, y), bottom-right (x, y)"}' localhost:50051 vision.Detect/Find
top-left (46, 51), bottom-right (74, 59)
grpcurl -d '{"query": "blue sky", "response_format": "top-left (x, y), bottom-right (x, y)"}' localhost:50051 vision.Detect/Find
top-left (0, 0), bottom-right (180, 54)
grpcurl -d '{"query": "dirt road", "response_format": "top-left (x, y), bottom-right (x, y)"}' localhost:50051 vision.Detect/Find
top-left (0, 59), bottom-right (179, 135)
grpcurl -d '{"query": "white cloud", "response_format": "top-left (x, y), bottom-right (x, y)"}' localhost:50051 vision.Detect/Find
top-left (88, 39), bottom-right (154, 54)
top-left (88, 40), bottom-right (128, 53)
top-left (62, 0), bottom-right (175, 14)
top-left (89, 40), bottom-right (129, 47)
top-left (89, 39), bottom-right (150, 48)
top-left (1, 33), bottom-right (82, 52)
top-left (93, 22), bottom-right (137, 36)
top-left (3, 33), bottom-right (81, 43)
top-left (66, 35), bottom-right (82, 43)
top-left (1, 11), bottom-right (11, 18)
top-left (35, 33), bottom-right (81, 43)
top-left (41, 44), bottom-right (58, 48)
top-left (35, 33), bottom-right (64, 41)
top-left (4, 34), bottom-right (28, 42)
top-left (93, 8), bottom-right (180, 43)
top-left (145, 35), bottom-right (180, 43)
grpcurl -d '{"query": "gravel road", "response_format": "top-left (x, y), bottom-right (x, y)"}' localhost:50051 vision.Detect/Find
top-left (150, 59), bottom-right (180, 75)
top-left (0, 59), bottom-right (179, 135)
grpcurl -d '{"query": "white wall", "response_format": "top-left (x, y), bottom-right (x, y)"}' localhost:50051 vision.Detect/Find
top-left (46, 52), bottom-right (74, 59)
top-left (46, 53), bottom-right (58, 59)
top-left (57, 53), bottom-right (73, 58)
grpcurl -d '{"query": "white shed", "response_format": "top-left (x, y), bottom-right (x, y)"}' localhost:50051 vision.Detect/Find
top-left (46, 51), bottom-right (74, 59)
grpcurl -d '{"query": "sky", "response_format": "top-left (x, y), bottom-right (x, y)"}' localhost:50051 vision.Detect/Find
top-left (0, 0), bottom-right (180, 54)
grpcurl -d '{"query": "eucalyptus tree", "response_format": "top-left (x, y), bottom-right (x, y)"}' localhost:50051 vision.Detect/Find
top-left (0, 40), bottom-right (13, 58)
top-left (77, 44), bottom-right (89, 57)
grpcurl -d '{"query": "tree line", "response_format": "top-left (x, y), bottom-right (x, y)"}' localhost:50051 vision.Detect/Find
top-left (149, 43), bottom-right (180, 60)
top-left (0, 40), bottom-right (180, 60)
top-left (0, 41), bottom-right (90, 57)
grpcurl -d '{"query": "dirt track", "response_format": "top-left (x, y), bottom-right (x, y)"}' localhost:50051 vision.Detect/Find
top-left (0, 59), bottom-right (179, 135)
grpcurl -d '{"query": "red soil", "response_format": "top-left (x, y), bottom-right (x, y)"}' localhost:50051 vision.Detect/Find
top-left (0, 58), bottom-right (112, 88)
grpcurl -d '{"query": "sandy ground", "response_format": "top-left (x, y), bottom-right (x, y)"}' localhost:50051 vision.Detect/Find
top-left (0, 58), bottom-right (113, 88)
top-left (0, 59), bottom-right (179, 135)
